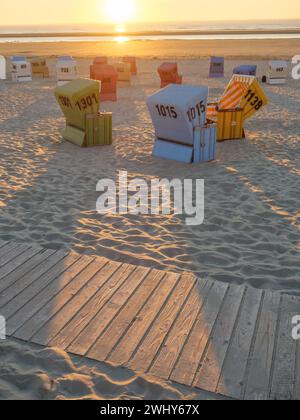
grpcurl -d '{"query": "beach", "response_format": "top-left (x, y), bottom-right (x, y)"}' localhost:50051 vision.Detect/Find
top-left (0, 42), bottom-right (299, 399)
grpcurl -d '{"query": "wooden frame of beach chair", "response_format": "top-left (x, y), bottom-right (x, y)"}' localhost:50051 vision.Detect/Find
top-left (11, 57), bottom-right (32, 82)
top-left (31, 59), bottom-right (50, 78)
top-left (122, 57), bottom-right (137, 75)
top-left (267, 60), bottom-right (288, 85)
top-left (86, 113), bottom-right (113, 147)
top-left (209, 56), bottom-right (225, 78)
top-left (208, 74), bottom-right (268, 141)
top-left (113, 62), bottom-right (132, 84)
top-left (0, 55), bottom-right (6, 80)
top-left (90, 64), bottom-right (118, 102)
top-left (158, 63), bottom-right (183, 88)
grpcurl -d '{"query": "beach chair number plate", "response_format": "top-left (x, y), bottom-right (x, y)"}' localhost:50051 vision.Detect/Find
top-left (58, 94), bottom-right (99, 110)
top-left (244, 89), bottom-right (264, 110)
top-left (155, 101), bottom-right (206, 122)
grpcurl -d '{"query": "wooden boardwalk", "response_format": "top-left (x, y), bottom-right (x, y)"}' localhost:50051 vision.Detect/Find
top-left (0, 239), bottom-right (299, 400)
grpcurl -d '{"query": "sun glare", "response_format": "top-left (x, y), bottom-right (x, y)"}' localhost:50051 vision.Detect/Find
top-left (104, 0), bottom-right (136, 24)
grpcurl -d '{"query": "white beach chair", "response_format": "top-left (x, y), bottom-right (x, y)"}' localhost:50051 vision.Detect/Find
top-left (56, 56), bottom-right (78, 86)
top-left (267, 61), bottom-right (288, 85)
top-left (0, 55), bottom-right (6, 80)
top-left (148, 84), bottom-right (216, 164)
top-left (11, 56), bottom-right (32, 82)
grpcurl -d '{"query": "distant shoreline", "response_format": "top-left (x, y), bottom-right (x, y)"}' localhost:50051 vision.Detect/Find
top-left (1, 28), bottom-right (300, 38)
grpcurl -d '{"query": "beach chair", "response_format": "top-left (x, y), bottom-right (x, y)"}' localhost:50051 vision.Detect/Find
top-left (90, 64), bottom-right (118, 102)
top-left (31, 59), bottom-right (50, 78)
top-left (207, 74), bottom-right (268, 141)
top-left (209, 57), bottom-right (225, 78)
top-left (0, 55), bottom-right (6, 80)
top-left (113, 62), bottom-right (132, 83)
top-left (233, 65), bottom-right (257, 77)
top-left (56, 56), bottom-right (78, 86)
top-left (158, 63), bottom-right (183, 88)
top-left (122, 57), bottom-right (137, 75)
top-left (267, 60), bottom-right (288, 85)
top-left (148, 84), bottom-right (216, 164)
top-left (54, 78), bottom-right (112, 147)
top-left (11, 56), bottom-right (32, 82)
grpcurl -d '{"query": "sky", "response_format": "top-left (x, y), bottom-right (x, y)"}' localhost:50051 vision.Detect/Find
top-left (1, 0), bottom-right (300, 26)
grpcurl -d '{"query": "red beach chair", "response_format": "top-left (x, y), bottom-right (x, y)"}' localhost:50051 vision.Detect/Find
top-left (158, 63), bottom-right (183, 88)
top-left (90, 64), bottom-right (118, 102)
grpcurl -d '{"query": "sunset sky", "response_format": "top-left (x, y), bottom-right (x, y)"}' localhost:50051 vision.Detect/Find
top-left (1, 0), bottom-right (300, 26)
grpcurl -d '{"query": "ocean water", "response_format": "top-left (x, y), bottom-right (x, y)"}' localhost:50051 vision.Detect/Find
top-left (1, 20), bottom-right (300, 42)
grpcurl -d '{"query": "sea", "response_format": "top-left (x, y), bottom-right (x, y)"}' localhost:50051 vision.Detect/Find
top-left (1, 20), bottom-right (300, 43)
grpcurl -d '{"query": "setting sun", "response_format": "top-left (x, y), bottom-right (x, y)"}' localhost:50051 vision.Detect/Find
top-left (104, 0), bottom-right (136, 23)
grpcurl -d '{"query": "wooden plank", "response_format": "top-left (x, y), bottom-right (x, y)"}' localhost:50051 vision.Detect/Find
top-left (67, 264), bottom-right (147, 356)
top-left (0, 248), bottom-right (56, 303)
top-left (108, 272), bottom-right (182, 367)
top-left (3, 253), bottom-right (79, 330)
top-left (7, 255), bottom-right (91, 336)
top-left (270, 294), bottom-right (300, 400)
top-left (0, 249), bottom-right (68, 312)
top-left (192, 284), bottom-right (245, 393)
top-left (170, 281), bottom-right (228, 386)
top-left (243, 291), bottom-right (281, 400)
top-left (32, 257), bottom-right (109, 345)
top-left (0, 243), bottom-right (32, 271)
top-left (216, 287), bottom-right (263, 398)
top-left (16, 257), bottom-right (103, 342)
top-left (294, 339), bottom-right (300, 400)
top-left (0, 245), bottom-right (42, 284)
top-left (128, 274), bottom-right (197, 373)
top-left (88, 269), bottom-right (168, 362)
top-left (0, 242), bottom-right (20, 264)
top-left (49, 260), bottom-right (124, 350)
top-left (149, 279), bottom-right (210, 380)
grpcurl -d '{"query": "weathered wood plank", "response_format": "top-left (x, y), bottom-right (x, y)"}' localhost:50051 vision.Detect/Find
top-left (18, 257), bottom-right (103, 342)
top-left (170, 281), bottom-right (228, 386)
top-left (0, 243), bottom-right (32, 270)
top-left (0, 249), bottom-right (68, 313)
top-left (89, 269), bottom-right (171, 362)
top-left (243, 291), bottom-right (281, 400)
top-left (3, 253), bottom-right (79, 330)
top-left (129, 274), bottom-right (197, 373)
top-left (149, 279), bottom-right (210, 380)
top-left (0, 245), bottom-right (42, 285)
top-left (0, 248), bottom-right (56, 304)
top-left (193, 284), bottom-right (245, 393)
top-left (108, 272), bottom-right (181, 367)
top-left (216, 287), bottom-right (263, 398)
top-left (32, 257), bottom-right (109, 345)
top-left (49, 260), bottom-right (124, 350)
top-left (68, 264), bottom-right (140, 356)
top-left (8, 255), bottom-right (92, 336)
top-left (270, 294), bottom-right (300, 400)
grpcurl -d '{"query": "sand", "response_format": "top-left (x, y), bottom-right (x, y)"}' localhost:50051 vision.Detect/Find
top-left (0, 48), bottom-right (299, 399)
top-left (1, 38), bottom-right (300, 59)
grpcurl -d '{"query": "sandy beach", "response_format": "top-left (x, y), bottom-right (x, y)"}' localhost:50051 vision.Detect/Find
top-left (0, 43), bottom-right (299, 399)
top-left (1, 38), bottom-right (300, 59)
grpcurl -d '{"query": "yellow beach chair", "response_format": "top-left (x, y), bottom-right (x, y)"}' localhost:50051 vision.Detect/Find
top-left (208, 75), bottom-right (268, 141)
top-left (54, 78), bottom-right (112, 147)
top-left (113, 62), bottom-right (131, 84)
